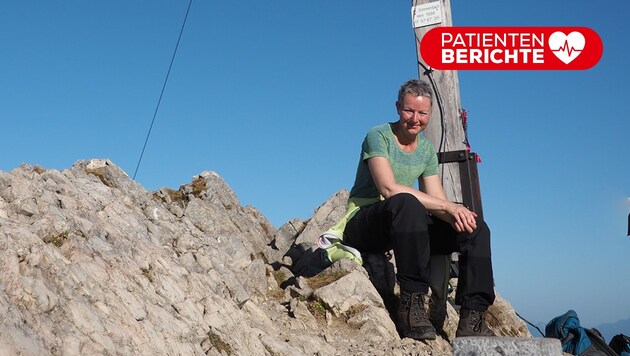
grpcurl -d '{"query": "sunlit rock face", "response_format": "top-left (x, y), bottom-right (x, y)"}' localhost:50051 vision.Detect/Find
top-left (0, 159), bottom-right (530, 355)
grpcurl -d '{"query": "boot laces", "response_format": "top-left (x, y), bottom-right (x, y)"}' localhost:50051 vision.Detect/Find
top-left (406, 293), bottom-right (429, 325)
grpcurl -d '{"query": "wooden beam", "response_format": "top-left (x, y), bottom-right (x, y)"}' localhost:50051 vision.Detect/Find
top-left (412, 0), bottom-right (467, 204)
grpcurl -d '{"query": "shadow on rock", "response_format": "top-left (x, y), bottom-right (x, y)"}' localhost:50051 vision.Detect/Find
top-left (286, 243), bottom-right (328, 278)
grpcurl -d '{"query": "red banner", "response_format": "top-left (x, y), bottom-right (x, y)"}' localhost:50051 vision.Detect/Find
top-left (419, 27), bottom-right (603, 70)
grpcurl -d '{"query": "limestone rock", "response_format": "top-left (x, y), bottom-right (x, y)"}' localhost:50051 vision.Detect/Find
top-left (294, 189), bottom-right (348, 247)
top-left (0, 160), bottom-right (536, 355)
top-left (453, 337), bottom-right (562, 355)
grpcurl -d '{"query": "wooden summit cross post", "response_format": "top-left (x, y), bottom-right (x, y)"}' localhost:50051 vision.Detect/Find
top-left (411, 0), bottom-right (483, 216)
top-left (411, 0), bottom-right (485, 326)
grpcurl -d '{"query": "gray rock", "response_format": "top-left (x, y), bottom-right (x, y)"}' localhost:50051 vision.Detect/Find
top-left (265, 218), bottom-right (305, 264)
top-left (0, 160), bottom-right (536, 356)
top-left (453, 337), bottom-right (563, 356)
top-left (294, 189), bottom-right (348, 247)
top-left (313, 268), bottom-right (385, 315)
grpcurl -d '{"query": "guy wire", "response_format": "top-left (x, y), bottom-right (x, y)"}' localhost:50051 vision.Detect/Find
top-left (133, 0), bottom-right (193, 180)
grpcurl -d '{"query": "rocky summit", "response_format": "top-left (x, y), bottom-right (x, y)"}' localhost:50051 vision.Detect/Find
top-left (0, 159), bottom-right (533, 355)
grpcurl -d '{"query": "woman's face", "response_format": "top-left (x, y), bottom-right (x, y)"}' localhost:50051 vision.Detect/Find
top-left (395, 94), bottom-right (432, 136)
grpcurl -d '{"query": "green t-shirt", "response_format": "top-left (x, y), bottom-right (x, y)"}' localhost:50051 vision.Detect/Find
top-left (349, 123), bottom-right (439, 199)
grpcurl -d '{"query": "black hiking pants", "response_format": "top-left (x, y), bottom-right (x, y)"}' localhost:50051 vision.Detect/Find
top-left (343, 192), bottom-right (495, 312)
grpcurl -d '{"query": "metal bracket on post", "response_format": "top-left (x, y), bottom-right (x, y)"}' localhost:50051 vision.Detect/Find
top-left (433, 150), bottom-right (485, 280)
top-left (437, 150), bottom-right (484, 220)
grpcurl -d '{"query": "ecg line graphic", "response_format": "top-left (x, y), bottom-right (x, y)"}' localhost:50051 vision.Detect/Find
top-left (551, 40), bottom-right (582, 56)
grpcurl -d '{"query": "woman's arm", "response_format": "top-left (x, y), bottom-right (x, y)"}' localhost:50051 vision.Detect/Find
top-left (368, 156), bottom-right (477, 232)
top-left (421, 175), bottom-right (477, 233)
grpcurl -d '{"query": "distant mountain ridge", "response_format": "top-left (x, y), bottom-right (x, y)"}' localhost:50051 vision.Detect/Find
top-left (596, 317), bottom-right (630, 343)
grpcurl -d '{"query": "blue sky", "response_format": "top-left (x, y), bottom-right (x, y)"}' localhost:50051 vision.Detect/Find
top-left (1, 1), bottom-right (628, 328)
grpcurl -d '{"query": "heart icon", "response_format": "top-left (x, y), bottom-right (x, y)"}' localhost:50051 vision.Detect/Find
top-left (548, 31), bottom-right (586, 64)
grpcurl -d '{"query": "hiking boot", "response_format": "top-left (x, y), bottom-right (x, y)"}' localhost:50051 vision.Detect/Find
top-left (397, 290), bottom-right (437, 340)
top-left (456, 308), bottom-right (495, 337)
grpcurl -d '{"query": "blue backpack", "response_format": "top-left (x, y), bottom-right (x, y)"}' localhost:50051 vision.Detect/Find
top-left (545, 310), bottom-right (617, 356)
top-left (609, 334), bottom-right (630, 356)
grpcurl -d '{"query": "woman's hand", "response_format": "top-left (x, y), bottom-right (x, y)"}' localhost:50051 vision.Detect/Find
top-left (445, 203), bottom-right (478, 233)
